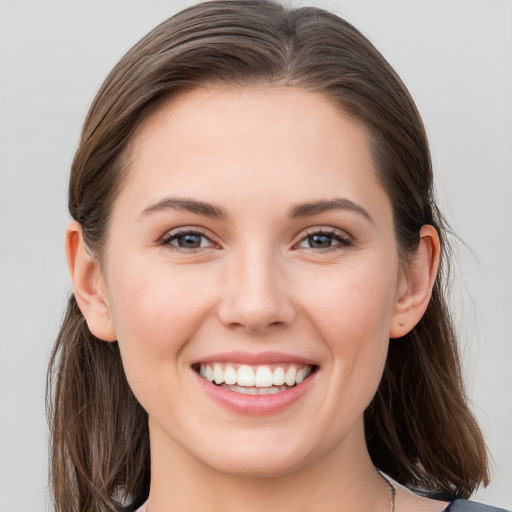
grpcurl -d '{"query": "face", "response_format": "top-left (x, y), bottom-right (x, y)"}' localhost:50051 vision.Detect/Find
top-left (97, 86), bottom-right (408, 477)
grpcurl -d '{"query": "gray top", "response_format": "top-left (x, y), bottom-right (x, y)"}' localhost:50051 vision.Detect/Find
top-left (444, 500), bottom-right (509, 512)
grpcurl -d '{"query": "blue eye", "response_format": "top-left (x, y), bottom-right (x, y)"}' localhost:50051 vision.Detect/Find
top-left (297, 230), bottom-right (352, 250)
top-left (164, 231), bottom-right (212, 250)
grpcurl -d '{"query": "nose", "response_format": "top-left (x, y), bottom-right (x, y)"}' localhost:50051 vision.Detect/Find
top-left (217, 247), bottom-right (296, 333)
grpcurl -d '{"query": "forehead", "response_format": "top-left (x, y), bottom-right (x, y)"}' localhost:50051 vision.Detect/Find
top-left (116, 85), bottom-right (389, 221)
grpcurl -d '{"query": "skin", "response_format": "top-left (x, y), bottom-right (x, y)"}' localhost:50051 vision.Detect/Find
top-left (67, 86), bottom-right (445, 512)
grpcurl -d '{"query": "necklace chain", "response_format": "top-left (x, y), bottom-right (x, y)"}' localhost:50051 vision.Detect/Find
top-left (380, 473), bottom-right (396, 512)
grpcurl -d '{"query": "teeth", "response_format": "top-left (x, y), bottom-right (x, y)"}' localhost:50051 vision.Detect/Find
top-left (220, 384), bottom-right (291, 395)
top-left (237, 365), bottom-right (255, 386)
top-left (255, 366), bottom-right (273, 387)
top-left (205, 365), bottom-right (214, 382)
top-left (198, 363), bottom-right (313, 389)
top-left (214, 363), bottom-right (224, 385)
top-left (224, 366), bottom-right (237, 385)
top-left (272, 367), bottom-right (286, 386)
top-left (285, 366), bottom-right (297, 386)
top-left (296, 367), bottom-right (307, 384)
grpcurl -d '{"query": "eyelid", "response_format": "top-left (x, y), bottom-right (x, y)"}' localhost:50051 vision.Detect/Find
top-left (293, 227), bottom-right (354, 251)
top-left (161, 227), bottom-right (221, 251)
top-left (159, 225), bottom-right (353, 252)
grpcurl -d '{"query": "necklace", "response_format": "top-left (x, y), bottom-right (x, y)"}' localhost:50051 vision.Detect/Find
top-left (380, 472), bottom-right (396, 512)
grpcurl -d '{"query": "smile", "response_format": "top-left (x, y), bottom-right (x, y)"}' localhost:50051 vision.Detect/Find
top-left (194, 363), bottom-right (316, 395)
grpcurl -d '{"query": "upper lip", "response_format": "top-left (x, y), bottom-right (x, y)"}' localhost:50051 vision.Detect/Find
top-left (193, 351), bottom-right (317, 366)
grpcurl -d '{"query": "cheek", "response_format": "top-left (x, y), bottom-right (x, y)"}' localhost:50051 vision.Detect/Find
top-left (302, 257), bottom-right (397, 340)
top-left (105, 262), bottom-right (217, 389)
top-left (109, 260), bottom-right (210, 334)
top-left (298, 258), bottom-right (397, 406)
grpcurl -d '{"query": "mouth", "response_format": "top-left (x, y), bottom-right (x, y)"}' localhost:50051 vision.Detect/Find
top-left (192, 362), bottom-right (318, 395)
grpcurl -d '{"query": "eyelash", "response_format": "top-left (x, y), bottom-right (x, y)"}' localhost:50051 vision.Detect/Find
top-left (295, 229), bottom-right (354, 252)
top-left (161, 229), bottom-right (218, 253)
top-left (161, 228), bottom-right (354, 253)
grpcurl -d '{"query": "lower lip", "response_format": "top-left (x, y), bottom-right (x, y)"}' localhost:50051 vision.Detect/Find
top-left (194, 370), bottom-right (316, 416)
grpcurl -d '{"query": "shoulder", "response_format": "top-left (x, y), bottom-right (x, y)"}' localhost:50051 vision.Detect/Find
top-left (395, 484), bottom-right (508, 512)
top-left (444, 499), bottom-right (509, 512)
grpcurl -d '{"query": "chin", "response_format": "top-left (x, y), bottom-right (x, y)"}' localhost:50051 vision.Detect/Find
top-left (203, 449), bottom-right (308, 479)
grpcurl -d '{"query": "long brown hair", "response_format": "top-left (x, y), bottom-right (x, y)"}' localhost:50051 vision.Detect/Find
top-left (47, 1), bottom-right (489, 510)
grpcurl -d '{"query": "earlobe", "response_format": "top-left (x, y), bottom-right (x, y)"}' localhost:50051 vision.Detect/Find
top-left (389, 225), bottom-right (440, 338)
top-left (66, 221), bottom-right (117, 342)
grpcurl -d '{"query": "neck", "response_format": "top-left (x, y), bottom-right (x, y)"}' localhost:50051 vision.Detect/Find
top-left (146, 419), bottom-right (391, 512)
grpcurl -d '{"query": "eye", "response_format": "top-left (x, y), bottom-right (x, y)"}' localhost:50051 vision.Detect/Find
top-left (163, 230), bottom-right (214, 250)
top-left (297, 230), bottom-right (353, 250)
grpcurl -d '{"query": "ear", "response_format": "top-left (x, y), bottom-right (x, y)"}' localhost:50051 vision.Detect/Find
top-left (66, 221), bottom-right (117, 342)
top-left (389, 225), bottom-right (440, 338)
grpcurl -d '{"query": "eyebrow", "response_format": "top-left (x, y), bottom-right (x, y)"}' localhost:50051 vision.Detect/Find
top-left (289, 198), bottom-right (374, 223)
top-left (139, 196), bottom-right (373, 223)
top-left (140, 197), bottom-right (227, 219)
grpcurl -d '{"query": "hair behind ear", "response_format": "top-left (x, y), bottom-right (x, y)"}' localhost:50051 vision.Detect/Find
top-left (47, 295), bottom-right (150, 512)
top-left (365, 275), bottom-right (489, 499)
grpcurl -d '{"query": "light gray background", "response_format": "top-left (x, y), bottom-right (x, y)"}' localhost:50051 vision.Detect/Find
top-left (0, 1), bottom-right (511, 510)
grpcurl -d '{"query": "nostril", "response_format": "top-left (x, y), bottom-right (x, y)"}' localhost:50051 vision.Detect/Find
top-left (224, 317), bottom-right (290, 334)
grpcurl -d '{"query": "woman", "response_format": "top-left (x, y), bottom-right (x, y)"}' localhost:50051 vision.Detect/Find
top-left (46, 1), bottom-right (507, 511)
